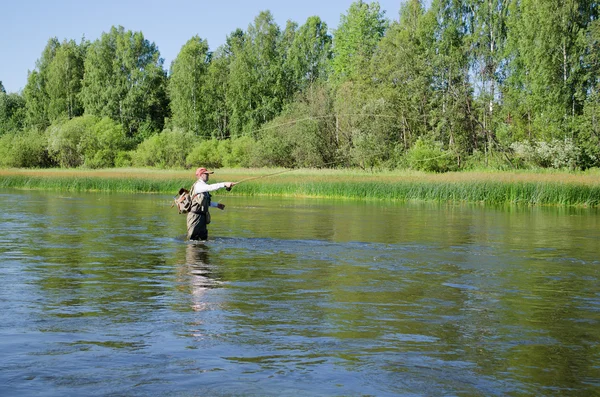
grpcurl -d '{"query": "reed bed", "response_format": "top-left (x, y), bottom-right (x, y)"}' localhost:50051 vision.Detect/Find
top-left (1, 168), bottom-right (599, 207)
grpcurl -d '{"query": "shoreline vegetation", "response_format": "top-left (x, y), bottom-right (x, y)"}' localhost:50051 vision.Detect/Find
top-left (1, 168), bottom-right (599, 207)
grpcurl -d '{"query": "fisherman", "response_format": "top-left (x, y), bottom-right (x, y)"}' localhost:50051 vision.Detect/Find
top-left (187, 167), bottom-right (236, 241)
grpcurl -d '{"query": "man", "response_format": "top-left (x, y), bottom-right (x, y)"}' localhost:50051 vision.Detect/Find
top-left (187, 167), bottom-right (236, 241)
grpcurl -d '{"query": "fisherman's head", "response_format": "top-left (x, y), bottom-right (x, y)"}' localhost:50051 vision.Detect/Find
top-left (195, 167), bottom-right (214, 181)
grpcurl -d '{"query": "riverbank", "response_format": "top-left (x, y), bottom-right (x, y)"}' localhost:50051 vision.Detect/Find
top-left (1, 168), bottom-right (599, 207)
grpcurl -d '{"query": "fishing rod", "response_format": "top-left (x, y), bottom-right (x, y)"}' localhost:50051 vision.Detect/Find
top-left (228, 168), bottom-right (299, 190)
top-left (228, 160), bottom-right (344, 190)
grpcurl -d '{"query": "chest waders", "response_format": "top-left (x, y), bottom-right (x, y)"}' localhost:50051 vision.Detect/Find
top-left (187, 191), bottom-right (212, 240)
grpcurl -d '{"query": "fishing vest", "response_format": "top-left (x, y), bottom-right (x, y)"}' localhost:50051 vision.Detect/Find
top-left (191, 190), bottom-right (212, 224)
top-left (191, 191), bottom-right (211, 214)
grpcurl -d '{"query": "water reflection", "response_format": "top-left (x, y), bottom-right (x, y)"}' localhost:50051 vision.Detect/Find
top-left (183, 242), bottom-right (221, 312)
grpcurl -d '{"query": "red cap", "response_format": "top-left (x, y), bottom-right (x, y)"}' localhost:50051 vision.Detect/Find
top-left (195, 167), bottom-right (214, 177)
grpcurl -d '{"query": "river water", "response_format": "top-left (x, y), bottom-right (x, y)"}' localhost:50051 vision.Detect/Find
top-left (1, 189), bottom-right (599, 396)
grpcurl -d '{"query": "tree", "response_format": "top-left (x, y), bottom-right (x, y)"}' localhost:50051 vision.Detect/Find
top-left (201, 29), bottom-right (245, 139)
top-left (427, 0), bottom-right (475, 164)
top-left (285, 16), bottom-right (332, 93)
top-left (504, 0), bottom-right (596, 142)
top-left (23, 37), bottom-right (60, 129)
top-left (80, 26), bottom-right (168, 136)
top-left (46, 39), bottom-right (87, 121)
top-left (169, 36), bottom-right (211, 137)
top-left (371, 0), bottom-right (433, 151)
top-left (576, 17), bottom-right (600, 168)
top-left (228, 11), bottom-right (284, 137)
top-left (0, 92), bottom-right (26, 133)
top-left (330, 1), bottom-right (388, 85)
top-left (330, 1), bottom-right (389, 165)
top-left (465, 0), bottom-right (509, 149)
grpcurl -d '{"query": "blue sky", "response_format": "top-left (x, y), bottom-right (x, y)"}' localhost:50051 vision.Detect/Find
top-left (1, 1), bottom-right (431, 94)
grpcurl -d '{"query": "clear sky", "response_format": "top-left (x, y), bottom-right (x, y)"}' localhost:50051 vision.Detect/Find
top-left (1, 1), bottom-right (433, 94)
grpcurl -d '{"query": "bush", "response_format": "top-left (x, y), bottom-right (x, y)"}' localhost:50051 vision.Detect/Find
top-left (0, 129), bottom-right (52, 168)
top-left (511, 139), bottom-right (580, 170)
top-left (114, 151), bottom-right (133, 168)
top-left (227, 136), bottom-right (258, 168)
top-left (186, 139), bottom-right (222, 169)
top-left (462, 149), bottom-right (515, 171)
top-left (131, 128), bottom-right (196, 168)
top-left (80, 117), bottom-right (129, 168)
top-left (45, 115), bottom-right (129, 168)
top-left (406, 138), bottom-right (454, 172)
top-left (254, 128), bottom-right (295, 168)
top-left (47, 116), bottom-right (94, 167)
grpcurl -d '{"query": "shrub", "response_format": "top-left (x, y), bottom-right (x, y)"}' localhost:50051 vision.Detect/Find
top-left (114, 151), bottom-right (132, 168)
top-left (131, 128), bottom-right (196, 168)
top-left (47, 116), bottom-right (95, 167)
top-left (511, 139), bottom-right (580, 170)
top-left (80, 117), bottom-right (129, 168)
top-left (186, 139), bottom-right (222, 168)
top-left (228, 136), bottom-right (258, 167)
top-left (406, 138), bottom-right (454, 172)
top-left (0, 129), bottom-right (51, 168)
top-left (463, 148), bottom-right (516, 171)
top-left (254, 129), bottom-right (295, 168)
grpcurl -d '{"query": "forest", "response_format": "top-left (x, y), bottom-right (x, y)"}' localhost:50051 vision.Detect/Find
top-left (1, 0), bottom-right (600, 172)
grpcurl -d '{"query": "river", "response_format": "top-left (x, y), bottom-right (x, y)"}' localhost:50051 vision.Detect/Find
top-left (1, 189), bottom-right (599, 396)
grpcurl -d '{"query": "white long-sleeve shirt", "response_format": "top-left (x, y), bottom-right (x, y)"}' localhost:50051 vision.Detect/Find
top-left (192, 179), bottom-right (226, 207)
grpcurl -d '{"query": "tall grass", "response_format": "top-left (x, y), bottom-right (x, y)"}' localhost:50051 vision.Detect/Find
top-left (1, 168), bottom-right (599, 207)
top-left (234, 180), bottom-right (600, 206)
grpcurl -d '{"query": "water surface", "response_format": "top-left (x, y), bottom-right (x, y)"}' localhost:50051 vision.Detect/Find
top-left (1, 189), bottom-right (599, 396)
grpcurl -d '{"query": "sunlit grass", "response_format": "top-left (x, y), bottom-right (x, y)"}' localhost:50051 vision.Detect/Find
top-left (1, 167), bottom-right (599, 207)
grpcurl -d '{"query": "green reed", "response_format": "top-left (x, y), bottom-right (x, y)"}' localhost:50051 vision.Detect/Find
top-left (233, 180), bottom-right (600, 207)
top-left (0, 174), bottom-right (190, 194)
top-left (1, 170), bottom-right (599, 207)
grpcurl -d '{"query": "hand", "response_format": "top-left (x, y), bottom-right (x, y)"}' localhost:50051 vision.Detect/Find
top-left (217, 203), bottom-right (225, 210)
top-left (225, 182), bottom-right (237, 189)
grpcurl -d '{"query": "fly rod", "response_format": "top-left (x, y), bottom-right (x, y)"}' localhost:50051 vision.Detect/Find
top-left (235, 168), bottom-right (298, 184)
top-left (228, 161), bottom-right (341, 190)
top-left (227, 168), bottom-right (298, 190)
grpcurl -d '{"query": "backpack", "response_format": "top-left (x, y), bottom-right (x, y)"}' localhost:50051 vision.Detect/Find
top-left (172, 186), bottom-right (193, 214)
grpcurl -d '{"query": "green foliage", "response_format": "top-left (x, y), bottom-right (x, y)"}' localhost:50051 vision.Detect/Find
top-left (183, 136), bottom-right (260, 168)
top-left (254, 84), bottom-right (337, 168)
top-left (80, 26), bottom-right (168, 136)
top-left (511, 139), bottom-right (581, 170)
top-left (228, 11), bottom-right (285, 137)
top-left (46, 39), bottom-right (87, 121)
top-left (47, 116), bottom-right (93, 167)
top-left (285, 16), bottom-right (332, 92)
top-left (80, 117), bottom-right (129, 168)
top-left (0, 129), bottom-right (51, 168)
top-left (462, 149), bottom-right (514, 171)
top-left (46, 115), bottom-right (128, 168)
top-left (131, 128), bottom-right (196, 168)
top-left (168, 36), bottom-right (211, 136)
top-left (227, 136), bottom-right (257, 167)
top-left (23, 38), bottom-right (61, 130)
top-left (406, 138), bottom-right (454, 172)
top-left (186, 139), bottom-right (222, 168)
top-left (348, 99), bottom-right (397, 170)
top-left (331, 1), bottom-right (388, 84)
top-left (0, 92), bottom-right (26, 133)
top-left (370, 0), bottom-right (432, 150)
top-left (10, 5), bottom-right (600, 172)
top-left (114, 151), bottom-right (133, 168)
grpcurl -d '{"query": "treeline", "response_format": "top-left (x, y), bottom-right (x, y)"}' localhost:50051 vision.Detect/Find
top-left (1, 0), bottom-right (600, 172)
